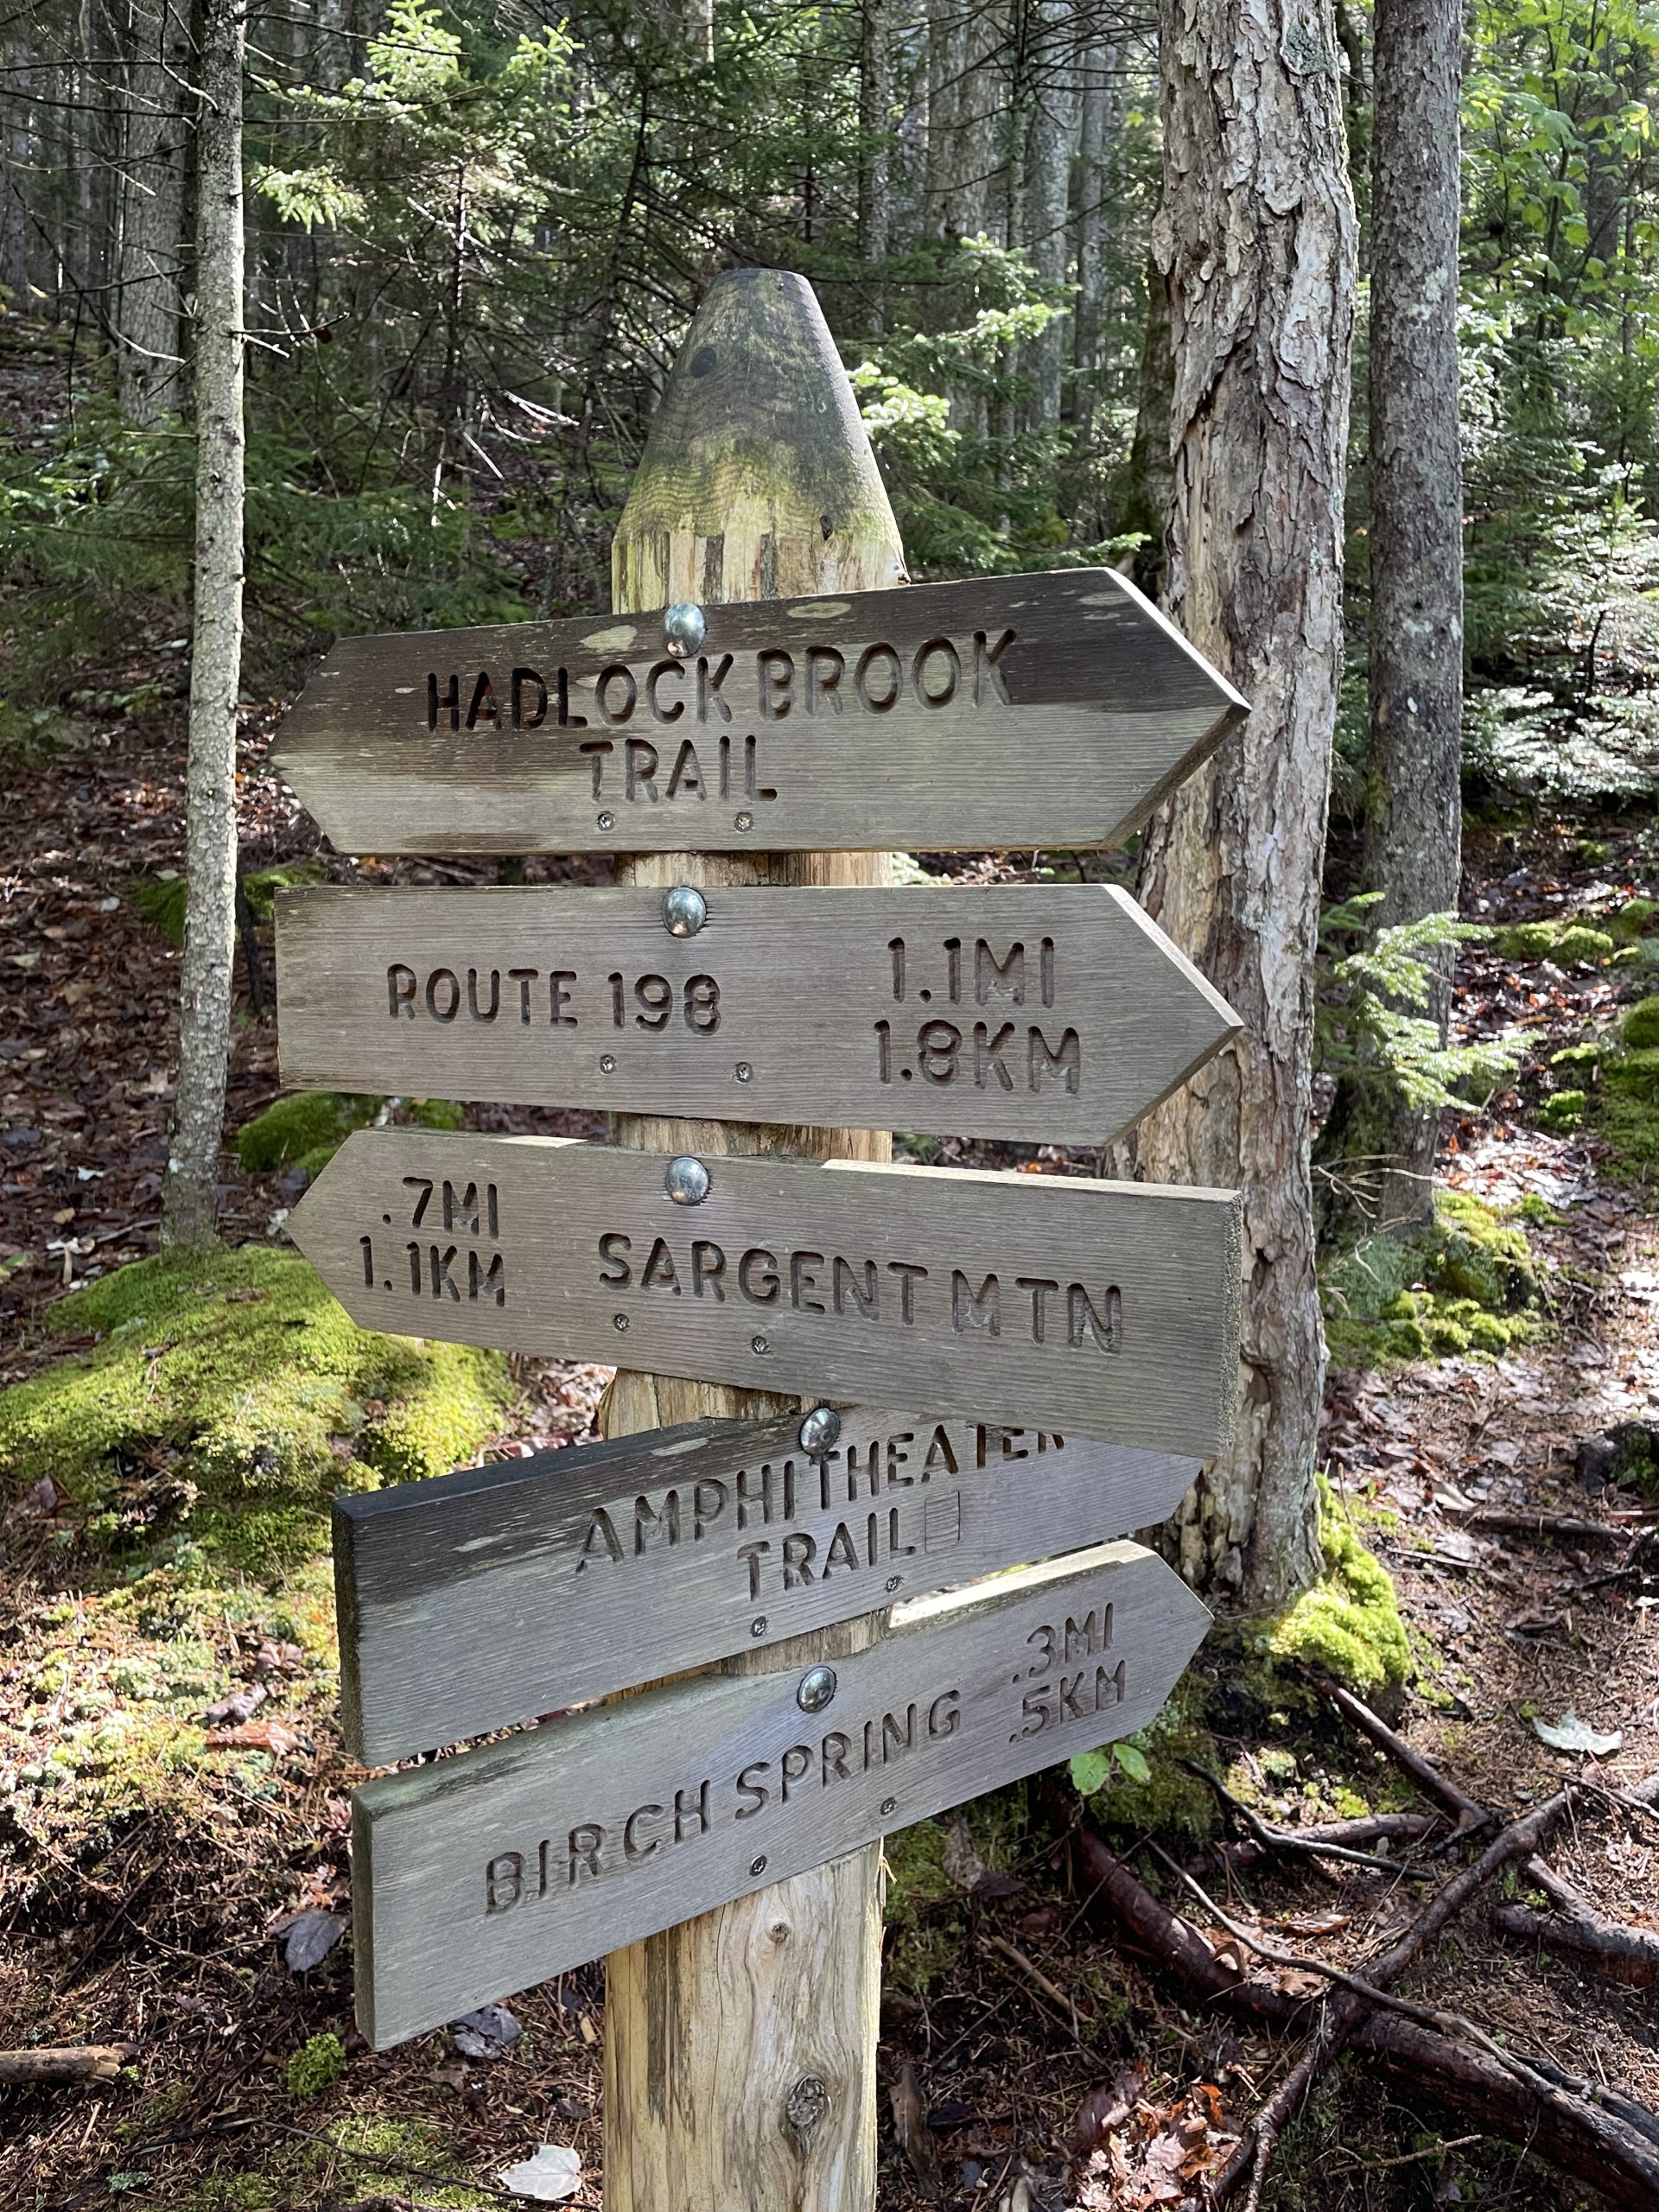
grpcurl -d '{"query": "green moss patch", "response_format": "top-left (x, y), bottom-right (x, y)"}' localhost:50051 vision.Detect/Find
top-left (236, 1092), bottom-right (465, 1180)
top-left (285, 2032), bottom-right (347, 2098)
top-left (1609, 896), bottom-right (1657, 943)
top-left (1622, 996), bottom-right (1659, 1049)
top-left (883, 1799), bottom-right (1026, 1994)
top-left (1323, 1190), bottom-right (1539, 1365)
top-left (1255, 1481), bottom-right (1411, 1695)
top-left (1068, 1670), bottom-right (1220, 1842)
top-left (1495, 917), bottom-right (1614, 965)
top-left (0, 1244), bottom-right (510, 1578)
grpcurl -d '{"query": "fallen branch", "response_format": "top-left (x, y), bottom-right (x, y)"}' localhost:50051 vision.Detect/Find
top-left (1492, 1892), bottom-right (1659, 1987)
top-left (982, 1931), bottom-right (1094, 2030)
top-left (1309, 1676), bottom-right (1490, 1830)
top-left (1460, 1509), bottom-right (1625, 1543)
top-left (0, 2044), bottom-right (137, 2084)
top-left (1076, 1833), bottom-right (1659, 2211)
top-left (1181, 1761), bottom-right (1433, 1877)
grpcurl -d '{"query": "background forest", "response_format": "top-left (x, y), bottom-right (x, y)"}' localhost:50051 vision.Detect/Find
top-left (5, 2), bottom-right (1659, 2209)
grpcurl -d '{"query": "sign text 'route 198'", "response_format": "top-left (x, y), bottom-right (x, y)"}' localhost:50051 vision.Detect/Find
top-left (276, 882), bottom-right (1240, 1144)
top-left (335, 1404), bottom-right (1201, 1764)
top-left (274, 567), bottom-right (1246, 856)
top-left (353, 1540), bottom-right (1210, 2048)
top-left (288, 1130), bottom-right (1242, 1456)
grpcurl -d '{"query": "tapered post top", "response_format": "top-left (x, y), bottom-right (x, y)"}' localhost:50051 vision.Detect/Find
top-left (613, 266), bottom-right (906, 610)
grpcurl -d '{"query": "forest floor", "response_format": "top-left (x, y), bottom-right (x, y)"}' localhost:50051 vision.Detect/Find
top-left (3, 683), bottom-right (1657, 2212)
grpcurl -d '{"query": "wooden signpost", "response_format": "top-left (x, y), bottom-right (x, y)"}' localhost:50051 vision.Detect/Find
top-left (268, 267), bottom-right (1249, 2210)
top-left (272, 568), bottom-right (1246, 859)
top-left (275, 881), bottom-right (1239, 1143)
top-left (286, 1128), bottom-right (1242, 1453)
top-left (335, 1407), bottom-right (1201, 1763)
top-left (352, 1540), bottom-right (1211, 2049)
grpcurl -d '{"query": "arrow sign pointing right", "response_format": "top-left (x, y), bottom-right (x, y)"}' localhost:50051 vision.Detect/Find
top-left (275, 881), bottom-right (1240, 1145)
top-left (272, 566), bottom-right (1247, 856)
top-left (351, 1539), bottom-right (1211, 2047)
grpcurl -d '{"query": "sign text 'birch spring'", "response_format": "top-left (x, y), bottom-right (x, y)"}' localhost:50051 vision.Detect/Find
top-left (352, 1540), bottom-right (1211, 2047)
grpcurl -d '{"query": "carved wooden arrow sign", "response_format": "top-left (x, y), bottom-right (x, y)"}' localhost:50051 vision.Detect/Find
top-left (273, 567), bottom-right (1246, 856)
top-left (276, 882), bottom-right (1239, 1144)
top-left (335, 1406), bottom-right (1200, 1764)
top-left (352, 1539), bottom-right (1210, 2046)
top-left (288, 1131), bottom-right (1242, 1454)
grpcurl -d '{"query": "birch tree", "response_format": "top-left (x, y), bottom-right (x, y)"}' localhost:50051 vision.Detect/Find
top-left (1130, 0), bottom-right (1358, 1606)
top-left (161, 0), bottom-right (246, 1249)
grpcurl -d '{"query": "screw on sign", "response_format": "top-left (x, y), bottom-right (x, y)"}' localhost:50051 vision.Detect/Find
top-left (276, 268), bottom-right (1249, 2212)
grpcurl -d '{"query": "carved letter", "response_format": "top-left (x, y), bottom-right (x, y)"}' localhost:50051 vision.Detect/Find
top-left (756, 648), bottom-right (794, 718)
top-left (486, 1851), bottom-right (523, 1912)
top-left (951, 1269), bottom-right (1001, 1337)
top-left (465, 671), bottom-right (499, 728)
top-left (973, 627), bottom-right (1015, 705)
top-left (642, 1237), bottom-right (682, 1294)
top-left (790, 1249), bottom-right (826, 1313)
top-left (511, 667), bottom-right (547, 728)
top-left (697, 653), bottom-right (734, 722)
top-left (645, 658), bottom-right (685, 722)
top-left (597, 1232), bottom-right (632, 1287)
top-left (575, 1507), bottom-right (623, 1572)
top-left (854, 642), bottom-right (902, 712)
top-left (738, 1247), bottom-right (780, 1304)
top-left (596, 664), bottom-right (638, 725)
top-left (425, 969), bottom-right (461, 1021)
top-left (1017, 1275), bottom-right (1060, 1343)
top-left (624, 1805), bottom-right (664, 1861)
top-left (568, 1825), bottom-right (604, 1883)
top-left (387, 963), bottom-right (416, 1019)
top-left (1067, 1282), bottom-right (1122, 1353)
top-left (911, 637), bottom-right (960, 707)
top-left (691, 1239), bottom-right (727, 1299)
top-left (805, 645), bottom-right (844, 712)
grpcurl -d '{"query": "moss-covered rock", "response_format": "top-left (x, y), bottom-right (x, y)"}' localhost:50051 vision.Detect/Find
top-left (236, 1092), bottom-right (465, 1180)
top-left (1539, 1088), bottom-right (1586, 1131)
top-left (1323, 1190), bottom-right (1538, 1366)
top-left (1594, 1046), bottom-right (1659, 1178)
top-left (1496, 917), bottom-right (1614, 964)
top-left (0, 1244), bottom-right (511, 1577)
top-left (1623, 997), bottom-right (1659, 1049)
top-left (1256, 1480), bottom-right (1410, 1694)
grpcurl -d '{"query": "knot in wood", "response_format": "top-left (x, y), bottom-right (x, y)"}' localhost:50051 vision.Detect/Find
top-left (784, 2072), bottom-right (831, 2155)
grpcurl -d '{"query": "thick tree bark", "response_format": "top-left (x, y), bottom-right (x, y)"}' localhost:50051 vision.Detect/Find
top-left (115, 0), bottom-right (189, 424)
top-left (160, 0), bottom-right (245, 1249)
top-left (1129, 0), bottom-right (1357, 1606)
top-left (1117, 252), bottom-right (1173, 598)
top-left (1359, 0), bottom-right (1464, 1233)
top-left (601, 267), bottom-right (904, 2212)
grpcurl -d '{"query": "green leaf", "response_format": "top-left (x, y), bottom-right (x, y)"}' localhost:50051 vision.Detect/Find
top-left (1113, 1743), bottom-right (1153, 1784)
top-left (1068, 1749), bottom-right (1112, 1796)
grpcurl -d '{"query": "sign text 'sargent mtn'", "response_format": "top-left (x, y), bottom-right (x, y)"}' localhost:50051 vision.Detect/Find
top-left (352, 1541), bottom-right (1211, 2048)
top-left (273, 568), bottom-right (1247, 857)
top-left (334, 1405), bottom-right (1203, 1764)
top-left (275, 882), bottom-right (1241, 1145)
top-left (287, 1129), bottom-right (1243, 1455)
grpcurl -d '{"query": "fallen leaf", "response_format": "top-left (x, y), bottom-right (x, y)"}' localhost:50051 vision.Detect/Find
top-left (280, 1907), bottom-right (346, 1973)
top-left (499, 2144), bottom-right (582, 2202)
top-left (890, 2063), bottom-right (942, 2196)
top-left (203, 1719), bottom-right (298, 1757)
top-left (453, 2002), bottom-right (521, 2057)
top-left (203, 1683), bottom-right (267, 1726)
top-left (942, 1812), bottom-right (988, 1891)
top-left (1532, 1710), bottom-right (1624, 1756)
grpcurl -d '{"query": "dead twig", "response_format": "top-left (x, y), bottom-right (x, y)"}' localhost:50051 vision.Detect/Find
top-left (1309, 1675), bottom-right (1491, 1831)
top-left (982, 1931), bottom-right (1092, 2035)
top-left (1492, 1853), bottom-right (1659, 1988)
top-left (0, 2044), bottom-right (138, 2083)
top-left (1179, 1759), bottom-right (1433, 1876)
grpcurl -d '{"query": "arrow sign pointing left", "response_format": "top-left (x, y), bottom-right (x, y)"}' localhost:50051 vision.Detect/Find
top-left (275, 882), bottom-right (1240, 1145)
top-left (286, 1131), bottom-right (1243, 1456)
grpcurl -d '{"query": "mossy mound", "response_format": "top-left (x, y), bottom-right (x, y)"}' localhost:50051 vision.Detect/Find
top-left (236, 1092), bottom-right (464, 1180)
top-left (883, 1797), bottom-right (1026, 1994)
top-left (1622, 996), bottom-right (1659, 1049)
top-left (1323, 1190), bottom-right (1539, 1365)
top-left (1256, 1481), bottom-right (1411, 1695)
top-left (1609, 897), bottom-right (1658, 943)
top-left (0, 1244), bottom-right (511, 1578)
top-left (1594, 1046), bottom-right (1659, 1179)
top-left (1495, 917), bottom-right (1614, 965)
top-left (1539, 1088), bottom-right (1586, 1132)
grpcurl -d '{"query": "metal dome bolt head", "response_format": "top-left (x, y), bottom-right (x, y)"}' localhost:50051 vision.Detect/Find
top-left (798, 1406), bottom-right (841, 1455)
top-left (796, 1665), bottom-right (836, 1714)
top-left (664, 1154), bottom-right (710, 1206)
top-left (663, 602), bottom-right (706, 658)
top-left (662, 883), bottom-right (707, 938)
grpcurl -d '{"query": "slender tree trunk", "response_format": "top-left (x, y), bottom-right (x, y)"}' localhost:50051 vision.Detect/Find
top-left (1117, 252), bottom-right (1173, 597)
top-left (1024, 0), bottom-right (1079, 429)
top-left (161, 0), bottom-right (245, 1249)
top-left (1073, 34), bottom-right (1120, 465)
top-left (858, 0), bottom-right (893, 321)
top-left (1360, 0), bottom-right (1464, 1234)
top-left (1129, 0), bottom-right (1357, 1608)
top-left (115, 0), bottom-right (189, 423)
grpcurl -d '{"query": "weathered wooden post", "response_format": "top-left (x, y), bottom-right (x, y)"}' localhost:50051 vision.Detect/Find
top-left (601, 264), bottom-right (904, 2212)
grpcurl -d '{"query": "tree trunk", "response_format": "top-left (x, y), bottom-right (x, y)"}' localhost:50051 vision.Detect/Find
top-left (1024, 1), bottom-right (1079, 430)
top-left (1129, 0), bottom-right (1357, 1607)
top-left (115, 0), bottom-right (189, 423)
top-left (858, 0), bottom-right (893, 289)
top-left (1116, 252), bottom-right (1173, 600)
top-left (1072, 35), bottom-right (1120, 467)
top-left (1359, 0), bottom-right (1464, 1235)
top-left (601, 266), bottom-right (905, 2212)
top-left (160, 0), bottom-right (245, 1249)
